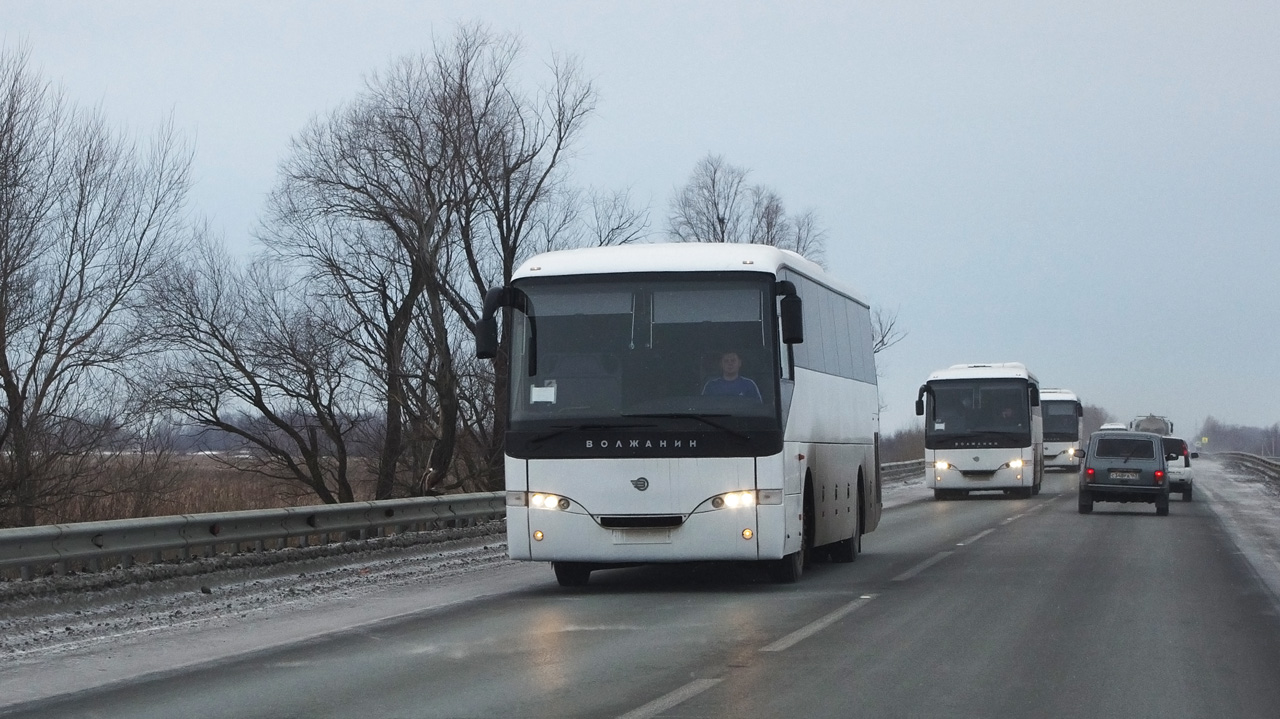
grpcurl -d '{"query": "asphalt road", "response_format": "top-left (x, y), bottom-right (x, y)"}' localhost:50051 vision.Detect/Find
top-left (5, 469), bottom-right (1280, 719)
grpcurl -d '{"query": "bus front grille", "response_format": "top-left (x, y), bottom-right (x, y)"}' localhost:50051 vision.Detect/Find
top-left (599, 515), bottom-right (684, 528)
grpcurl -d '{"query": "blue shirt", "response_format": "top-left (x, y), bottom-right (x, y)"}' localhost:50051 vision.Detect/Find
top-left (701, 376), bottom-right (762, 401)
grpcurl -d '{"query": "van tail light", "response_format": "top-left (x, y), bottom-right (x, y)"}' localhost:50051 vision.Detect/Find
top-left (1085, 468), bottom-right (1095, 482)
top-left (1154, 470), bottom-right (1165, 484)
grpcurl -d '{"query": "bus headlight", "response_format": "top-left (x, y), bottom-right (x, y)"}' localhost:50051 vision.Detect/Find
top-left (711, 491), bottom-right (757, 509)
top-left (1004, 459), bottom-right (1024, 469)
top-left (529, 493), bottom-right (570, 510)
top-left (935, 461), bottom-right (951, 470)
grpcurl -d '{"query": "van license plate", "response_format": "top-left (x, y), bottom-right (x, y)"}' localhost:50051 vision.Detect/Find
top-left (1109, 470), bottom-right (1138, 481)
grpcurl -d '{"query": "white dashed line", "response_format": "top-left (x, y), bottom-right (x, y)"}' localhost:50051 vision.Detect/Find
top-left (958, 528), bottom-right (996, 546)
top-left (892, 551), bottom-right (954, 582)
top-left (760, 595), bottom-right (877, 652)
top-left (616, 678), bottom-right (723, 719)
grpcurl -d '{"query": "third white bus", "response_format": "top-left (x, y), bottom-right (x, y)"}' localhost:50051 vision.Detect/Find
top-left (1041, 388), bottom-right (1084, 470)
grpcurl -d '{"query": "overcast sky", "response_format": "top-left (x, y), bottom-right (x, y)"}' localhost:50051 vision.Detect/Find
top-left (5, 0), bottom-right (1278, 437)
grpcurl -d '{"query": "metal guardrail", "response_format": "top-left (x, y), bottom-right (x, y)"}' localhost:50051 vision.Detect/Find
top-left (1, 460), bottom-right (932, 582)
top-left (881, 459), bottom-right (926, 483)
top-left (1213, 452), bottom-right (1280, 482)
top-left (0, 492), bottom-right (505, 580)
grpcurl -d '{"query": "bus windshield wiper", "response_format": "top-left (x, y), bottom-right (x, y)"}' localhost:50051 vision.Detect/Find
top-left (529, 423), bottom-right (654, 445)
top-left (622, 413), bottom-right (751, 443)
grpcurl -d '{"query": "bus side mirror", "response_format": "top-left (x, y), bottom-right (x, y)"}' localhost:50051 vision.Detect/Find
top-left (780, 295), bottom-right (804, 344)
top-left (915, 398), bottom-right (925, 416)
top-left (1190, 452), bottom-right (1200, 459)
top-left (475, 286), bottom-right (509, 360)
top-left (1029, 386), bottom-right (1040, 406)
top-left (475, 316), bottom-right (499, 359)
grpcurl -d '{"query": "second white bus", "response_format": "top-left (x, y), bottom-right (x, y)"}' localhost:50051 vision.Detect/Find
top-left (915, 362), bottom-right (1044, 499)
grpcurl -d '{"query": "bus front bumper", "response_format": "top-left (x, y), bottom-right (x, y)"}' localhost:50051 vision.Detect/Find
top-left (507, 503), bottom-right (788, 563)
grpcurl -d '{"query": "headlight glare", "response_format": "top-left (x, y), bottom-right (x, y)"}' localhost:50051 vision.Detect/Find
top-left (713, 491), bottom-right (757, 509)
top-left (529, 493), bottom-right (567, 510)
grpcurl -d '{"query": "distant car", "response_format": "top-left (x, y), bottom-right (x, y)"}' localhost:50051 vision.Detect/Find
top-left (1078, 430), bottom-right (1171, 516)
top-left (1162, 436), bottom-right (1198, 501)
top-left (1097, 422), bottom-right (1128, 431)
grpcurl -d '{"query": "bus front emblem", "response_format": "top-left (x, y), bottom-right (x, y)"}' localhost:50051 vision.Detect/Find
top-left (973, 456), bottom-right (980, 462)
top-left (631, 477), bottom-right (649, 491)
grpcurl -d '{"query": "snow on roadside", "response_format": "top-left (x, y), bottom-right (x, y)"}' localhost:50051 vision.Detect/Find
top-left (1195, 456), bottom-right (1280, 603)
top-left (0, 522), bottom-right (513, 660)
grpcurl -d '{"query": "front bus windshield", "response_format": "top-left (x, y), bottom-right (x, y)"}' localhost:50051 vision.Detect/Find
top-left (925, 379), bottom-right (1032, 449)
top-left (507, 273), bottom-right (781, 445)
top-left (1042, 400), bottom-right (1081, 442)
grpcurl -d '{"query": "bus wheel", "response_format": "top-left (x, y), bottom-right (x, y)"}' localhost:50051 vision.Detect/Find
top-left (770, 550), bottom-right (804, 583)
top-left (829, 488), bottom-right (862, 563)
top-left (553, 562), bottom-right (591, 587)
top-left (829, 534), bottom-right (859, 563)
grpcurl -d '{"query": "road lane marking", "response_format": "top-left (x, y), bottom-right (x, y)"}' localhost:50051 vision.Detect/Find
top-left (760, 595), bottom-right (877, 652)
top-left (616, 678), bottom-right (722, 719)
top-left (958, 528), bottom-right (996, 546)
top-left (892, 551), bottom-right (954, 582)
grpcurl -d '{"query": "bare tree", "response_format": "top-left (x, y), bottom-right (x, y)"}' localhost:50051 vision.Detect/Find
top-left (584, 188), bottom-right (650, 247)
top-left (668, 154), bottom-right (825, 261)
top-left (0, 46), bottom-right (192, 526)
top-left (668, 154), bottom-right (749, 244)
top-left (872, 307), bottom-right (907, 354)
top-left (139, 236), bottom-right (370, 504)
top-left (261, 47), bottom-right (464, 501)
top-left (440, 28), bottom-right (598, 490)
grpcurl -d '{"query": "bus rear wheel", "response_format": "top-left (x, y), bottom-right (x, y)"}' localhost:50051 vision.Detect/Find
top-left (553, 562), bottom-right (592, 587)
top-left (829, 487), bottom-right (863, 563)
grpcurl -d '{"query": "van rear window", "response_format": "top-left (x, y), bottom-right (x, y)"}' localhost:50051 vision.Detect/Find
top-left (1095, 438), bottom-right (1156, 459)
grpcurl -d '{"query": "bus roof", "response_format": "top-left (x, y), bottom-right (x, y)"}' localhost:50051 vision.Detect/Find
top-left (926, 362), bottom-right (1038, 383)
top-left (511, 242), bottom-right (867, 303)
top-left (1040, 388), bottom-right (1079, 402)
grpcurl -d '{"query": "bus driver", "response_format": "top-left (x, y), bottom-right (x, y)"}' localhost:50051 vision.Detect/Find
top-left (701, 351), bottom-right (762, 401)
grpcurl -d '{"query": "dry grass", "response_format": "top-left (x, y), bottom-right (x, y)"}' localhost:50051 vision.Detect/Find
top-left (37, 455), bottom-right (383, 525)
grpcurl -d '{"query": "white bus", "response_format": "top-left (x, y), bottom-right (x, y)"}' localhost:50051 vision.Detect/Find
top-left (475, 243), bottom-right (882, 586)
top-left (1041, 388), bottom-right (1084, 470)
top-left (915, 363), bottom-right (1044, 499)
